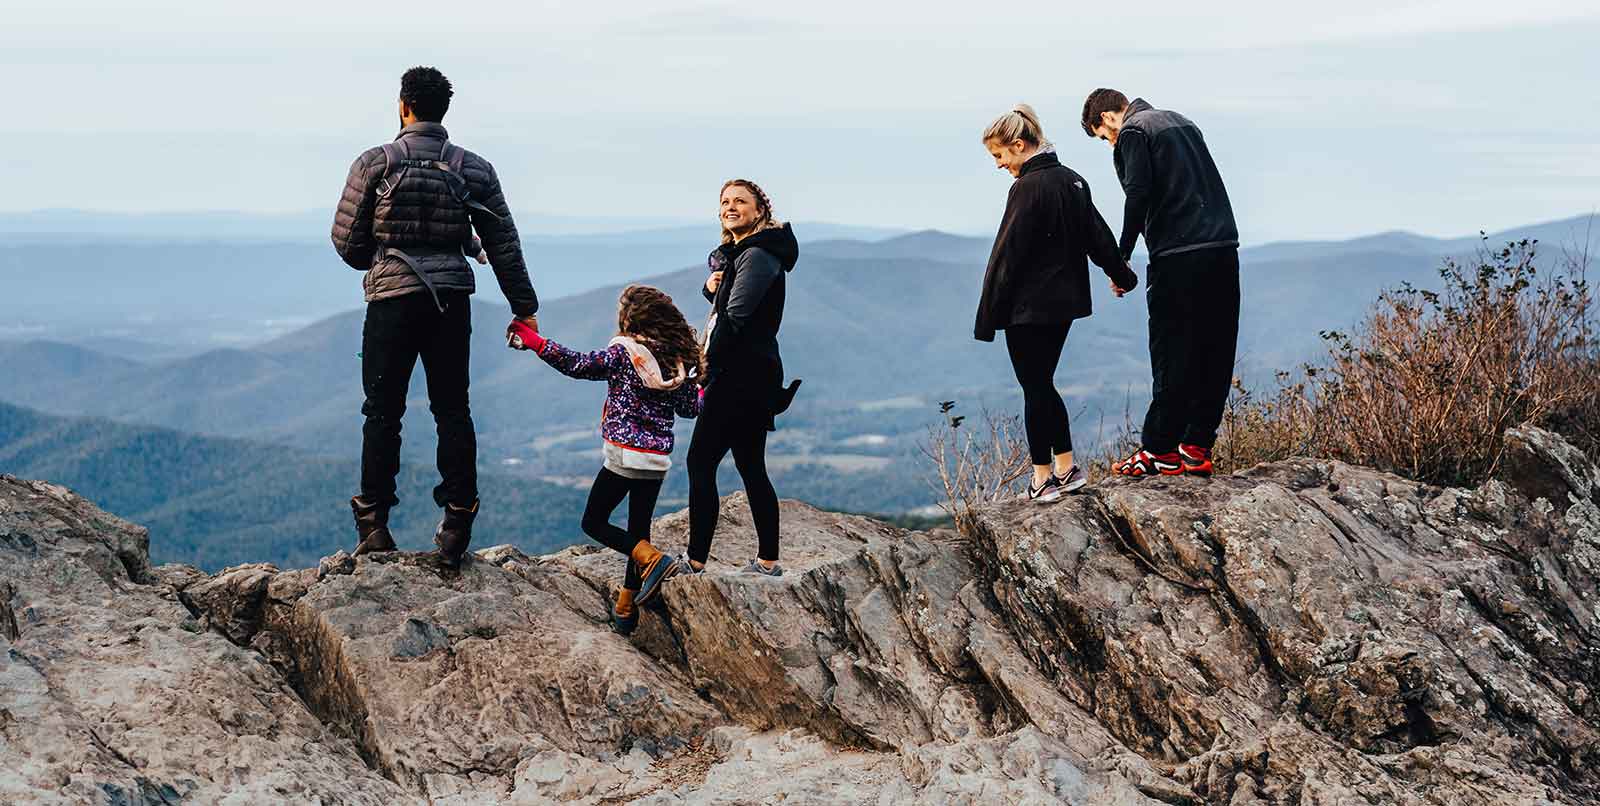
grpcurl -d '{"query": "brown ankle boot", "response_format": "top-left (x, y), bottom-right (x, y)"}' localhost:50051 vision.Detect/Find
top-left (351, 496), bottom-right (396, 555)
top-left (434, 499), bottom-right (479, 567)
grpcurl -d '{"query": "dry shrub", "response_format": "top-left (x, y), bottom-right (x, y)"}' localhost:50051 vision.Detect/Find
top-left (921, 401), bottom-right (1028, 532)
top-left (1219, 239), bottom-right (1597, 485)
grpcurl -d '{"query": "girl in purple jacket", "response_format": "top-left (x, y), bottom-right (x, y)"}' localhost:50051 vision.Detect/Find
top-left (508, 285), bottom-right (702, 636)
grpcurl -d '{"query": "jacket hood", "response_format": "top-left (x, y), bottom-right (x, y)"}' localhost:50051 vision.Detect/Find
top-left (609, 336), bottom-right (688, 390)
top-left (715, 222), bottom-right (800, 273)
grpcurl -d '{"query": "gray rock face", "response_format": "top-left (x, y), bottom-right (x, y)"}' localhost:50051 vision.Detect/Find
top-left (2, 424), bottom-right (1597, 804)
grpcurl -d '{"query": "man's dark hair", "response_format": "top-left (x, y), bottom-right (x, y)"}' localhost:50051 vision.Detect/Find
top-left (400, 66), bottom-right (453, 122)
top-left (1081, 88), bottom-right (1129, 136)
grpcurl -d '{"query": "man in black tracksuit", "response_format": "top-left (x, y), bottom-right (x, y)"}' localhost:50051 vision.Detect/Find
top-left (331, 67), bottom-right (539, 562)
top-left (1083, 89), bottom-right (1239, 477)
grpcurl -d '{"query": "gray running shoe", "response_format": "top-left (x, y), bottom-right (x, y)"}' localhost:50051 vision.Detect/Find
top-left (1055, 465), bottom-right (1088, 494)
top-left (1023, 474), bottom-right (1065, 504)
top-left (741, 560), bottom-right (784, 577)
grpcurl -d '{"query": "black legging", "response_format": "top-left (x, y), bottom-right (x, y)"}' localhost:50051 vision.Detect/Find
top-left (1004, 322), bottom-right (1073, 466)
top-left (686, 389), bottom-right (779, 564)
top-left (581, 467), bottom-right (663, 591)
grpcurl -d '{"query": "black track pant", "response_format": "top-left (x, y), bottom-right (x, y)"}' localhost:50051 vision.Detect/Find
top-left (1004, 322), bottom-right (1073, 466)
top-left (581, 467), bottom-right (662, 591)
top-left (1141, 247), bottom-right (1241, 454)
top-left (359, 291), bottom-right (476, 510)
top-left (686, 387), bottom-right (780, 564)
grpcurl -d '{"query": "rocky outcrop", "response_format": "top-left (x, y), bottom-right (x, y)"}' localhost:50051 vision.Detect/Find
top-left (2, 424), bottom-right (1598, 804)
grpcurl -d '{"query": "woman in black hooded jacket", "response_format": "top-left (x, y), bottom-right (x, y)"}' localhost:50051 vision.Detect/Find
top-left (976, 104), bottom-right (1137, 503)
top-left (684, 179), bottom-right (800, 577)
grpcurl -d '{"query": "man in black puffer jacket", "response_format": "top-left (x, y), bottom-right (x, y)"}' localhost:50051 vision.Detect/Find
top-left (1083, 89), bottom-right (1240, 479)
top-left (331, 66), bottom-right (539, 565)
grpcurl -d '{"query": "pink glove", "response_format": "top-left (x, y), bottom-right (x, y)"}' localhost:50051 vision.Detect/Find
top-left (508, 320), bottom-right (546, 353)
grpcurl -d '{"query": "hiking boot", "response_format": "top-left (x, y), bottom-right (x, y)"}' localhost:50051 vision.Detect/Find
top-left (635, 552), bottom-right (681, 606)
top-left (741, 560), bottom-right (784, 577)
top-left (1022, 474), bottom-right (1065, 504)
top-left (351, 496), bottom-right (397, 555)
top-left (1112, 449), bottom-right (1183, 478)
top-left (433, 499), bottom-right (479, 567)
top-left (1178, 444), bottom-right (1214, 477)
top-left (611, 589), bottom-right (640, 637)
top-left (1055, 465), bottom-right (1089, 494)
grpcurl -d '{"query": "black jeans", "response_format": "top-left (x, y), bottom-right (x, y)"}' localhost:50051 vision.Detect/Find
top-left (581, 467), bottom-right (663, 591)
top-left (1141, 247), bottom-right (1241, 453)
top-left (686, 385), bottom-right (780, 564)
top-left (1005, 322), bottom-right (1073, 466)
top-left (358, 291), bottom-right (477, 510)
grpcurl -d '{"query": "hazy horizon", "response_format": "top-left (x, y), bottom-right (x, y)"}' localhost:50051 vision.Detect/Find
top-left (7, 1), bottom-right (1599, 244)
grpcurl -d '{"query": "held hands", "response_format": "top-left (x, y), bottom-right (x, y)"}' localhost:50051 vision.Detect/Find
top-left (706, 271), bottom-right (724, 294)
top-left (506, 316), bottom-right (542, 352)
top-left (1111, 262), bottom-right (1139, 298)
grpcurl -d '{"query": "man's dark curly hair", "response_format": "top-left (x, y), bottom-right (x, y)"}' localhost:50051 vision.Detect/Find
top-left (400, 66), bottom-right (453, 122)
top-left (1080, 88), bottom-right (1129, 137)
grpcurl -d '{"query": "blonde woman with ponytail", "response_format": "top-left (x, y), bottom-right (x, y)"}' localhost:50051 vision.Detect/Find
top-left (975, 104), bottom-right (1139, 503)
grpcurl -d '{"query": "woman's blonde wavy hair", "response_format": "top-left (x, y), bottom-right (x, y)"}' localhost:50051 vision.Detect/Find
top-left (719, 179), bottom-right (783, 245)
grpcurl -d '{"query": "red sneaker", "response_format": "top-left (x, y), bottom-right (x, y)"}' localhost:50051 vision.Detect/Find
top-left (1112, 449), bottom-right (1183, 478)
top-left (1178, 444), bottom-right (1214, 477)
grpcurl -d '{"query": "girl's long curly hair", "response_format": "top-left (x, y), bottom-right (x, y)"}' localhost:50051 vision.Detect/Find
top-left (617, 285), bottom-right (704, 379)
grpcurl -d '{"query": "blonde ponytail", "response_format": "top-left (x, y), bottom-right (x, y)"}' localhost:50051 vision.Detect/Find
top-left (982, 103), bottom-right (1049, 149)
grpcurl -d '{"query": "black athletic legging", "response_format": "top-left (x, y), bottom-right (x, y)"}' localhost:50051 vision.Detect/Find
top-left (686, 389), bottom-right (780, 564)
top-left (1004, 322), bottom-right (1073, 466)
top-left (581, 467), bottom-right (664, 591)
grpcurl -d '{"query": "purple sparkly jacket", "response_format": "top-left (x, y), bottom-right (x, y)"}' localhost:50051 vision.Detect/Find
top-left (536, 339), bottom-right (702, 454)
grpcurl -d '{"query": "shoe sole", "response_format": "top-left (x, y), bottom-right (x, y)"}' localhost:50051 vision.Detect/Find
top-left (1059, 477), bottom-right (1088, 493)
top-left (635, 556), bottom-right (680, 606)
top-left (1030, 489), bottom-right (1066, 504)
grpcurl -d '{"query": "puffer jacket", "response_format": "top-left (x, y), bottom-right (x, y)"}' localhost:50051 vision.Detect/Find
top-left (331, 122), bottom-right (539, 316)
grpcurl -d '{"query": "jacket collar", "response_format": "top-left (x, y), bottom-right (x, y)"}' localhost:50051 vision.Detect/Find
top-left (396, 121), bottom-right (449, 141)
top-left (1125, 98), bottom-right (1153, 119)
top-left (1017, 150), bottom-right (1060, 178)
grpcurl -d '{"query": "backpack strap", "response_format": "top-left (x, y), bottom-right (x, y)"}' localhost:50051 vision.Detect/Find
top-left (437, 140), bottom-right (502, 221)
top-left (376, 140), bottom-right (406, 198)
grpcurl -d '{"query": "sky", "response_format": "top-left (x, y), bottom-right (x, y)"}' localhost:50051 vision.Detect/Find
top-left (5, 0), bottom-right (1599, 243)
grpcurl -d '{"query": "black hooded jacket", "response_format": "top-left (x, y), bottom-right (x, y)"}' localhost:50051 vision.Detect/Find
top-left (974, 152), bottom-right (1134, 342)
top-left (702, 223), bottom-right (799, 389)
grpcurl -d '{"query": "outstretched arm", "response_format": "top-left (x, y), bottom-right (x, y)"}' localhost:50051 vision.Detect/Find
top-left (1115, 128), bottom-right (1152, 260)
top-left (531, 335), bottom-right (617, 382)
top-left (1076, 184), bottom-right (1138, 292)
top-left (471, 162), bottom-right (540, 318)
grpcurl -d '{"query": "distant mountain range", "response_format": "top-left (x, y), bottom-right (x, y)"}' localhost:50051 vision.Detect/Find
top-left (0, 214), bottom-right (909, 351)
top-left (2, 213), bottom-right (1594, 563)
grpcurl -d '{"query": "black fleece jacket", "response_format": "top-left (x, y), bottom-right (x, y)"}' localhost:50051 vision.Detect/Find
top-left (702, 223), bottom-right (799, 386)
top-left (1114, 98), bottom-right (1238, 261)
top-left (974, 152), bottom-right (1134, 342)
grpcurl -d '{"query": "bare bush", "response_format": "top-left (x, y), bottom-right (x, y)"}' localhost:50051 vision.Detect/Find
top-left (1219, 238), bottom-right (1598, 485)
top-left (921, 402), bottom-right (1028, 532)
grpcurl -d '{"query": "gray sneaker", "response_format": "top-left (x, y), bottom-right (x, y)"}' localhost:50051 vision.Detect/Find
top-left (1023, 474), bottom-right (1065, 504)
top-left (1055, 465), bottom-right (1088, 494)
top-left (741, 560), bottom-right (784, 577)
